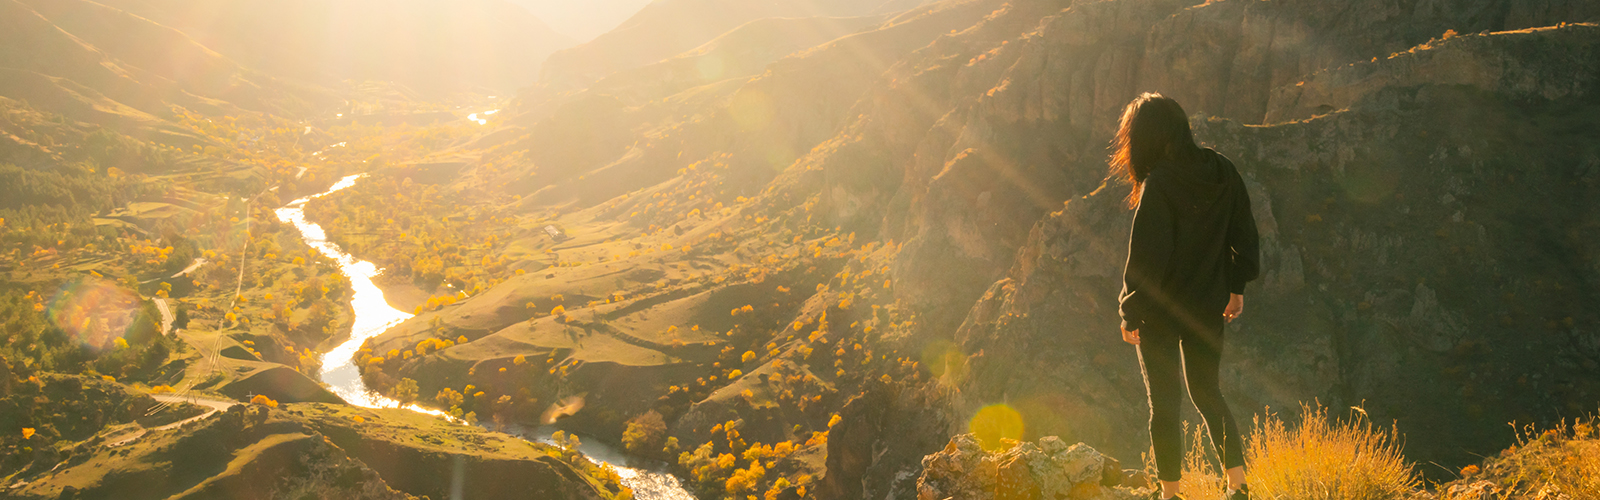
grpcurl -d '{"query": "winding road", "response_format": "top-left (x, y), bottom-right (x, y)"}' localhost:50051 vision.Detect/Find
top-left (106, 395), bottom-right (238, 447)
top-left (153, 298), bottom-right (174, 335)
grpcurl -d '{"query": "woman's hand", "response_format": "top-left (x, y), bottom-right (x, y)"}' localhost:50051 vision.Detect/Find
top-left (1121, 325), bottom-right (1140, 345)
top-left (1224, 293), bottom-right (1244, 323)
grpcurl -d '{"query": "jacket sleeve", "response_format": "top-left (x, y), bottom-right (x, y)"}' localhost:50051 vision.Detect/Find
top-left (1226, 168), bottom-right (1260, 294)
top-left (1119, 180), bottom-right (1175, 332)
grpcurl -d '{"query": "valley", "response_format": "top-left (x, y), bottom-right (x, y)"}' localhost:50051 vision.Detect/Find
top-left (1, 0), bottom-right (1599, 499)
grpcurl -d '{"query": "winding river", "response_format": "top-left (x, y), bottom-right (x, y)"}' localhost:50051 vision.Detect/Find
top-left (276, 174), bottom-right (696, 499)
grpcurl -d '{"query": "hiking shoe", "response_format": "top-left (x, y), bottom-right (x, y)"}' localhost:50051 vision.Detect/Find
top-left (1228, 484), bottom-right (1250, 500)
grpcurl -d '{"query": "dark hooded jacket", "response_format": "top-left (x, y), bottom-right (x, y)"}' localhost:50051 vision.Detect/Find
top-left (1119, 148), bottom-right (1259, 332)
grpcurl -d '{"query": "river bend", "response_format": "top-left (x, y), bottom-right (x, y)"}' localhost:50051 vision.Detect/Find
top-left (276, 174), bottom-right (695, 499)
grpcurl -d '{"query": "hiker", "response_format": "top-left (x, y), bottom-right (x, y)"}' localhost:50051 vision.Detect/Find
top-left (1112, 93), bottom-right (1259, 500)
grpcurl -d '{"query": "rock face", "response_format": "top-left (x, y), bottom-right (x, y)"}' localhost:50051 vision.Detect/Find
top-left (952, 20), bottom-right (1600, 471)
top-left (816, 382), bottom-right (957, 500)
top-left (1267, 23), bottom-right (1600, 123)
top-left (916, 434), bottom-right (1142, 500)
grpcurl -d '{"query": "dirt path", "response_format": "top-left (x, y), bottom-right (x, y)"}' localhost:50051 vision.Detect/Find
top-left (171, 257), bottom-right (207, 277)
top-left (153, 297), bottom-right (174, 335)
top-left (106, 395), bottom-right (239, 447)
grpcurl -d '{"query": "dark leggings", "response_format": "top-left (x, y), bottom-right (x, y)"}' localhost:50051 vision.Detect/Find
top-left (1137, 314), bottom-right (1245, 482)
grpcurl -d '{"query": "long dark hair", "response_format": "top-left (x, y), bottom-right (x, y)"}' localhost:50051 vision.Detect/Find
top-left (1109, 92), bottom-right (1201, 208)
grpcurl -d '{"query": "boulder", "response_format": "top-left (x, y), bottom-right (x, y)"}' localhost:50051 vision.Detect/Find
top-left (917, 434), bottom-right (1144, 500)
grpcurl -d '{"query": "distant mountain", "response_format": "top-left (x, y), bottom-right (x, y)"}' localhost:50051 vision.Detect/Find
top-left (88, 0), bottom-right (574, 96)
top-left (584, 15), bottom-right (889, 104)
top-left (0, 0), bottom-right (330, 145)
top-left (538, 0), bottom-right (914, 90)
top-left (506, 0), bottom-right (654, 42)
top-left (0, 0), bottom-right (577, 149)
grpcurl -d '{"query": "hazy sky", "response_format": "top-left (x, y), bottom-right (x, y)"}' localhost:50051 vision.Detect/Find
top-left (508, 0), bottom-right (655, 41)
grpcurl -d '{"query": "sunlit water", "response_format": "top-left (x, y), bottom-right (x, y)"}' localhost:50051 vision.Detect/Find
top-left (467, 109), bottom-right (499, 125)
top-left (277, 175), bottom-right (695, 499)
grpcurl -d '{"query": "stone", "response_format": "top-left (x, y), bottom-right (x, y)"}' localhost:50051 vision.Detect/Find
top-left (917, 434), bottom-right (1146, 500)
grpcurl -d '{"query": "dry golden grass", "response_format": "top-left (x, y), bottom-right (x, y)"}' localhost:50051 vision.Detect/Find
top-left (1244, 404), bottom-right (1418, 500)
top-left (1441, 418), bottom-right (1600, 500)
top-left (1539, 426), bottom-right (1600, 498)
top-left (1159, 404), bottom-right (1420, 500)
top-left (1141, 423), bottom-right (1230, 500)
top-left (1175, 423), bottom-right (1229, 500)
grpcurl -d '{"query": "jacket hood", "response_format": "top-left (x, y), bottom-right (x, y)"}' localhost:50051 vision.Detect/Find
top-left (1150, 148), bottom-right (1234, 210)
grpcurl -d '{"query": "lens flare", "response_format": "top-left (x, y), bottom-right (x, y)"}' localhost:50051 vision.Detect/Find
top-left (765, 143), bottom-right (797, 169)
top-left (920, 339), bottom-right (968, 384)
top-left (1014, 392), bottom-right (1105, 446)
top-left (47, 278), bottom-right (141, 352)
top-left (970, 403), bottom-right (1025, 450)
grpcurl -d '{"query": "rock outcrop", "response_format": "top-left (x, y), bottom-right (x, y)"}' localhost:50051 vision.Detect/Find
top-left (815, 382), bottom-right (957, 500)
top-left (916, 434), bottom-right (1144, 500)
top-left (953, 21), bottom-right (1600, 469)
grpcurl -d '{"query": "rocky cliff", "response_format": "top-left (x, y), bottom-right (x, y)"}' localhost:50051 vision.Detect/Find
top-left (950, 19), bottom-right (1600, 471)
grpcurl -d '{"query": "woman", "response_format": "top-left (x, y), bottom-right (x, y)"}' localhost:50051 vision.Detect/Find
top-left (1112, 93), bottom-right (1259, 500)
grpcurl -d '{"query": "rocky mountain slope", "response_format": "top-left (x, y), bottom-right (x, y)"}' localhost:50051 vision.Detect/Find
top-left (537, 0), bottom-right (922, 90)
top-left (954, 24), bottom-right (1600, 467)
top-left (299, 0), bottom-right (1600, 496)
top-left (0, 0), bottom-right (317, 145)
top-left (5, 396), bottom-right (621, 500)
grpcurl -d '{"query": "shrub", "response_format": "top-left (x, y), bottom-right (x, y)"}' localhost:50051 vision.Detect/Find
top-left (621, 410), bottom-right (667, 455)
top-left (392, 378), bottom-right (419, 406)
top-left (725, 462), bottom-right (765, 494)
top-left (679, 442), bottom-right (736, 488)
top-left (1245, 405), bottom-right (1417, 499)
top-left (251, 395), bottom-right (279, 408)
top-left (435, 387), bottom-right (464, 408)
top-left (1173, 404), bottom-right (1419, 500)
